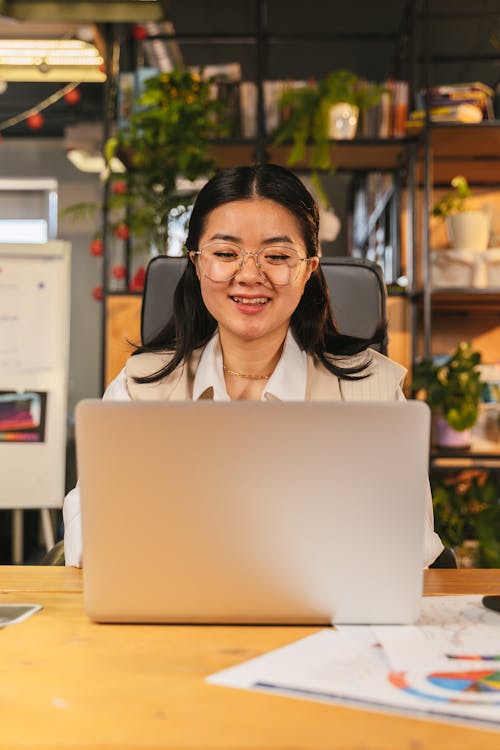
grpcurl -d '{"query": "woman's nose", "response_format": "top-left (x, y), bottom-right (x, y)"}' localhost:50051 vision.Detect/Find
top-left (234, 252), bottom-right (262, 281)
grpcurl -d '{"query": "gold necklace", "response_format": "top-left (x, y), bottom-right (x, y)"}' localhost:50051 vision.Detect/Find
top-left (223, 365), bottom-right (272, 380)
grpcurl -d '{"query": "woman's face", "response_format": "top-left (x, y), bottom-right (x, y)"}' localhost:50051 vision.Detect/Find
top-left (190, 198), bottom-right (319, 345)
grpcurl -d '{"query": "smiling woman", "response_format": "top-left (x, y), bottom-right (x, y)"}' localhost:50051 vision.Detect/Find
top-left (62, 163), bottom-right (445, 569)
top-left (189, 197), bottom-right (318, 398)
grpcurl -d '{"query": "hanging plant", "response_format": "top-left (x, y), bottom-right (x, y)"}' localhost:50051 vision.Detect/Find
top-left (62, 67), bottom-right (231, 257)
top-left (104, 68), bottom-right (230, 254)
top-left (273, 70), bottom-right (385, 205)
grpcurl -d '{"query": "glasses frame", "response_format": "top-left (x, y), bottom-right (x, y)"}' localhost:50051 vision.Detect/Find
top-left (193, 241), bottom-right (311, 286)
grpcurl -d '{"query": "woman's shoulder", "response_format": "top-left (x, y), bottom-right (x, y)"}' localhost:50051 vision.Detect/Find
top-left (321, 348), bottom-right (406, 381)
top-left (125, 349), bottom-right (176, 379)
top-left (125, 348), bottom-right (203, 400)
top-left (364, 348), bottom-right (407, 383)
top-left (307, 348), bottom-right (407, 400)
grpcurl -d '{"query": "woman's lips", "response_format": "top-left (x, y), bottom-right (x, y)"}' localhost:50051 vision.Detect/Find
top-left (230, 295), bottom-right (270, 313)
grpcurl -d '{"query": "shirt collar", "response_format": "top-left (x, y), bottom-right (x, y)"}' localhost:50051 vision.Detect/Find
top-left (193, 329), bottom-right (307, 401)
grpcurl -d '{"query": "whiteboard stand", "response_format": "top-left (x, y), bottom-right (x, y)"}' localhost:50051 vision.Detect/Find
top-left (11, 508), bottom-right (55, 564)
top-left (0, 241), bottom-right (71, 563)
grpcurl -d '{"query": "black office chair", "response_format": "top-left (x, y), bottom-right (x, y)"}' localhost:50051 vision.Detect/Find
top-left (429, 546), bottom-right (457, 569)
top-left (141, 254), bottom-right (387, 350)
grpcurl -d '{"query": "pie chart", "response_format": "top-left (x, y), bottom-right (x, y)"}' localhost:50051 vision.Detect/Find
top-left (389, 669), bottom-right (500, 705)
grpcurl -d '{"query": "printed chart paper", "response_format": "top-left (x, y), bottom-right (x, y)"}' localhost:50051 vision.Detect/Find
top-left (207, 596), bottom-right (500, 729)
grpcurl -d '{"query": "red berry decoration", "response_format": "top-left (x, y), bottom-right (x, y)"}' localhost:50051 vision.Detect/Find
top-left (132, 25), bottom-right (148, 41)
top-left (111, 180), bottom-right (127, 195)
top-left (92, 285), bottom-right (103, 301)
top-left (64, 88), bottom-right (81, 105)
top-left (129, 266), bottom-right (146, 291)
top-left (113, 223), bottom-right (130, 240)
top-left (89, 239), bottom-right (103, 257)
top-left (27, 113), bottom-right (44, 130)
top-left (112, 265), bottom-right (127, 280)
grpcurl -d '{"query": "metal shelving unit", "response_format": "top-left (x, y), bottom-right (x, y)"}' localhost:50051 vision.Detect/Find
top-left (99, 2), bottom-right (420, 387)
top-left (413, 2), bottom-right (500, 469)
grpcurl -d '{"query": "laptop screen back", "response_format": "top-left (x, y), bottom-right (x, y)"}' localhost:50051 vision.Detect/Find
top-left (76, 399), bottom-right (430, 624)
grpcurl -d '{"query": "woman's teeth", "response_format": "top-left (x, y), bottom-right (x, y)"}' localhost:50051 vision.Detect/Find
top-left (232, 297), bottom-right (268, 305)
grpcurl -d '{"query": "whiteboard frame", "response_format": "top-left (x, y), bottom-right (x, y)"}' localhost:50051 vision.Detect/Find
top-left (0, 241), bottom-right (71, 509)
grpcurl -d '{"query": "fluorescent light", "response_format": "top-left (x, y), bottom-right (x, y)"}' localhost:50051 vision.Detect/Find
top-left (0, 38), bottom-right (105, 82)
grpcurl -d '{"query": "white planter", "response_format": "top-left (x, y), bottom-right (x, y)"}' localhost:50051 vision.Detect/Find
top-left (328, 103), bottom-right (359, 140)
top-left (483, 248), bottom-right (500, 286)
top-left (446, 211), bottom-right (491, 251)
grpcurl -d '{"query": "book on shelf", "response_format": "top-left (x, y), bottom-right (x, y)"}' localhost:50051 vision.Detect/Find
top-left (410, 81), bottom-right (495, 129)
top-left (408, 103), bottom-right (484, 126)
top-left (351, 79), bottom-right (409, 139)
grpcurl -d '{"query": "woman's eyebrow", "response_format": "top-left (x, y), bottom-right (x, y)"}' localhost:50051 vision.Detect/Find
top-left (208, 232), bottom-right (240, 242)
top-left (206, 233), bottom-right (296, 244)
top-left (262, 235), bottom-right (294, 245)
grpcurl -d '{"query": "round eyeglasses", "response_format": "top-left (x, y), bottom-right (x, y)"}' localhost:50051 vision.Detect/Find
top-left (194, 241), bottom-right (311, 286)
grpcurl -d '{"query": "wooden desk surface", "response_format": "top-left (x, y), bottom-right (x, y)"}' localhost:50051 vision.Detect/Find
top-left (0, 567), bottom-right (499, 750)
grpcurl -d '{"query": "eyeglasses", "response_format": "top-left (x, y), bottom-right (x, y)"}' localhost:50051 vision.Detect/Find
top-left (194, 241), bottom-right (311, 286)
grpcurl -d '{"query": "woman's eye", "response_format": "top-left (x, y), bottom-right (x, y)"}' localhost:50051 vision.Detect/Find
top-left (263, 250), bottom-right (293, 264)
top-left (214, 251), bottom-right (238, 260)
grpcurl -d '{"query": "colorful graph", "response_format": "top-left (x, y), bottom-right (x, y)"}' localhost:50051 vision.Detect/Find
top-left (389, 669), bottom-right (500, 705)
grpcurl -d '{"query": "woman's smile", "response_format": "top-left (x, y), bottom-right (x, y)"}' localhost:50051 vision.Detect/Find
top-left (230, 293), bottom-right (272, 314)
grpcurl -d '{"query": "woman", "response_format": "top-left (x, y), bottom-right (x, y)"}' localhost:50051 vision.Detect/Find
top-left (64, 163), bottom-right (443, 567)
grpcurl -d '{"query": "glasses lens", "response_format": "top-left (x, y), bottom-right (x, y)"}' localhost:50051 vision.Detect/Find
top-left (258, 246), bottom-right (302, 285)
top-left (199, 243), bottom-right (243, 281)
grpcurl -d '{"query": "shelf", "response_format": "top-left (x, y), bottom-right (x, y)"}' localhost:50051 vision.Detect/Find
top-left (209, 137), bottom-right (413, 172)
top-left (416, 123), bottom-right (500, 185)
top-left (431, 452), bottom-right (500, 470)
top-left (431, 436), bottom-right (500, 469)
top-left (210, 125), bottom-right (500, 183)
top-left (413, 288), bottom-right (500, 312)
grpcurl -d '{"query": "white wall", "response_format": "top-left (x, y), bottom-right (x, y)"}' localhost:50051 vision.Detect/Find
top-left (0, 138), bottom-right (103, 416)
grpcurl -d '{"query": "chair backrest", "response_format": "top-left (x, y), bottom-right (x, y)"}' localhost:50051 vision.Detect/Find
top-left (141, 255), bottom-right (387, 353)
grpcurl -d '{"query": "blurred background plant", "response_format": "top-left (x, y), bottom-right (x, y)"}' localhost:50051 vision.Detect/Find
top-left (432, 175), bottom-right (472, 218)
top-left (431, 469), bottom-right (500, 567)
top-left (62, 67), bottom-right (230, 269)
top-left (412, 341), bottom-right (485, 432)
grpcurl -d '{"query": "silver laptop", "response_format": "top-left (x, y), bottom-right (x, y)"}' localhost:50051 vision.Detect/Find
top-left (76, 399), bottom-right (430, 625)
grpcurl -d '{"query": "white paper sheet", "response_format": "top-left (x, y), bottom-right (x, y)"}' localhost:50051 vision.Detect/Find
top-left (207, 596), bottom-right (500, 729)
top-left (0, 257), bottom-right (62, 372)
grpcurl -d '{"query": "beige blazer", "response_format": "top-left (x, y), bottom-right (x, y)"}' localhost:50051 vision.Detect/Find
top-left (125, 347), bottom-right (407, 402)
top-left (64, 346), bottom-right (444, 568)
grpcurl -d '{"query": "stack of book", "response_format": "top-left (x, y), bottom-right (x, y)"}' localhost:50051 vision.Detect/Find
top-left (407, 81), bottom-right (495, 131)
top-left (356, 79), bottom-right (409, 138)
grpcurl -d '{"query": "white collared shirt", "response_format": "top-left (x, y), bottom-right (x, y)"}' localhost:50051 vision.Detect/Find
top-left (193, 329), bottom-right (307, 401)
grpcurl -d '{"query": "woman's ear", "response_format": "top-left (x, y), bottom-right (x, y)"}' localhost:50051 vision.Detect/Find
top-left (305, 256), bottom-right (320, 282)
top-left (189, 251), bottom-right (201, 279)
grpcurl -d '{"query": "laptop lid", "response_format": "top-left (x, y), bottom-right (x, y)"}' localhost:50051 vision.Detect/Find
top-left (76, 399), bottom-right (430, 625)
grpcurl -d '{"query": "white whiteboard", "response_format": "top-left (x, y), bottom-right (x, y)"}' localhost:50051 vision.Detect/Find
top-left (0, 241), bottom-right (71, 509)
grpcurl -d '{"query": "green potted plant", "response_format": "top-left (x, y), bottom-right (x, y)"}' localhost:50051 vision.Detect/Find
top-left (273, 70), bottom-right (384, 204)
top-left (432, 175), bottom-right (491, 250)
top-left (431, 469), bottom-right (500, 567)
top-left (63, 68), bottom-right (229, 265)
top-left (412, 341), bottom-right (485, 447)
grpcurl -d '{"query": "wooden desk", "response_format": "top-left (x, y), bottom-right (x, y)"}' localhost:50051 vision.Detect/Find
top-left (0, 567), bottom-right (498, 749)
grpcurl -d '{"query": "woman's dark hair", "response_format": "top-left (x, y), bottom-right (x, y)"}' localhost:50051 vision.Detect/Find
top-left (133, 163), bottom-right (385, 382)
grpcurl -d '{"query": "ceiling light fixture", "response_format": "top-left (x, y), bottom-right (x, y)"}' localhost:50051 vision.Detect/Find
top-left (0, 38), bottom-right (105, 82)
